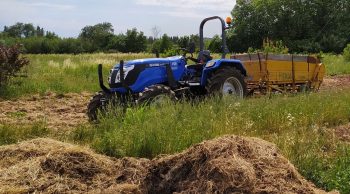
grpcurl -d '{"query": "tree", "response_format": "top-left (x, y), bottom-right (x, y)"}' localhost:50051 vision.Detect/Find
top-left (107, 35), bottom-right (125, 52)
top-left (177, 36), bottom-right (190, 49)
top-left (57, 38), bottom-right (83, 54)
top-left (0, 44), bottom-right (29, 86)
top-left (22, 24), bottom-right (35, 38)
top-left (208, 35), bottom-right (222, 53)
top-left (36, 26), bottom-right (44, 37)
top-left (79, 22), bottom-right (114, 51)
top-left (123, 28), bottom-right (147, 53)
top-left (159, 34), bottom-right (172, 53)
top-left (231, 0), bottom-right (350, 53)
top-left (4, 23), bottom-right (24, 38)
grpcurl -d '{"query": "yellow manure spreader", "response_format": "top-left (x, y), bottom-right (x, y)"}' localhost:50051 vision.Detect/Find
top-left (231, 53), bottom-right (325, 94)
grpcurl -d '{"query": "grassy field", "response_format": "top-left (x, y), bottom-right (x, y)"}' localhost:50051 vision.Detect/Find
top-left (0, 53), bottom-right (350, 193)
top-left (322, 54), bottom-right (350, 76)
top-left (0, 53), bottom-right (154, 99)
top-left (68, 91), bottom-right (350, 193)
top-left (0, 53), bottom-right (349, 99)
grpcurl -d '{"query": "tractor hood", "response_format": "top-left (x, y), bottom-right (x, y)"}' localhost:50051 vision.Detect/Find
top-left (108, 56), bottom-right (185, 90)
top-left (113, 56), bottom-right (184, 68)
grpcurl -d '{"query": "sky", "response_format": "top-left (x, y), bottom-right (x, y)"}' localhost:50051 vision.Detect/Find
top-left (0, 0), bottom-right (236, 38)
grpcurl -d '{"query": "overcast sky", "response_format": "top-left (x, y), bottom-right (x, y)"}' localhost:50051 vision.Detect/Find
top-left (0, 0), bottom-right (236, 38)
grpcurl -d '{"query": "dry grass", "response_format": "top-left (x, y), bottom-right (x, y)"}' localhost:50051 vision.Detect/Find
top-left (0, 136), bottom-right (337, 194)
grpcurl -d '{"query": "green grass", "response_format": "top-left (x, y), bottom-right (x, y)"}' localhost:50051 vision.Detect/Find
top-left (0, 122), bottom-right (49, 145)
top-left (323, 54), bottom-right (350, 76)
top-left (0, 53), bottom-right (154, 99)
top-left (69, 90), bottom-right (350, 193)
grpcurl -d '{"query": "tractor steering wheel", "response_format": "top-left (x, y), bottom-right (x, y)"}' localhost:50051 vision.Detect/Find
top-left (177, 48), bottom-right (198, 63)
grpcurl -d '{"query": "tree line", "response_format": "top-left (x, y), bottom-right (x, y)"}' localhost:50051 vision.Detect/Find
top-left (0, 0), bottom-right (349, 54)
top-left (0, 22), bottom-right (210, 54)
top-left (230, 0), bottom-right (350, 53)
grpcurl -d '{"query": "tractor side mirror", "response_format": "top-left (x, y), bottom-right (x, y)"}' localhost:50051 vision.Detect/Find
top-left (188, 42), bottom-right (195, 54)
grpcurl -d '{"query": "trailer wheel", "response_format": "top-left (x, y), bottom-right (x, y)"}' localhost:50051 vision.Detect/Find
top-left (206, 66), bottom-right (247, 98)
top-left (87, 92), bottom-right (109, 121)
top-left (137, 84), bottom-right (177, 106)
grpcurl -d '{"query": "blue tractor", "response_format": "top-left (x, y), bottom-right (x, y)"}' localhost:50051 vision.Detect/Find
top-left (88, 16), bottom-right (247, 121)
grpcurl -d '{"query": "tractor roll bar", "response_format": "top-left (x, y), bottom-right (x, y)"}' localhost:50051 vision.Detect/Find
top-left (199, 16), bottom-right (230, 59)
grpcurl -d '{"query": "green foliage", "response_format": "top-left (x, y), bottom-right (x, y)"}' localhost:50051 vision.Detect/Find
top-left (343, 44), bottom-right (350, 61)
top-left (246, 39), bottom-right (289, 54)
top-left (0, 122), bottom-right (48, 146)
top-left (261, 39), bottom-right (289, 54)
top-left (159, 34), bottom-right (172, 53)
top-left (3, 22), bottom-right (53, 38)
top-left (208, 35), bottom-right (222, 53)
top-left (0, 44), bottom-right (29, 86)
top-left (0, 53), bottom-right (154, 99)
top-left (122, 28), bottom-right (147, 53)
top-left (79, 22), bottom-right (114, 51)
top-left (322, 54), bottom-right (350, 75)
top-left (1, 22), bottom-right (148, 54)
top-left (150, 40), bottom-right (161, 55)
top-left (177, 36), bottom-right (190, 49)
top-left (231, 0), bottom-right (350, 53)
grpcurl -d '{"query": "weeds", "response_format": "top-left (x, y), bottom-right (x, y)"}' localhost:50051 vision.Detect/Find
top-left (68, 90), bottom-right (350, 193)
top-left (0, 122), bottom-right (49, 145)
top-left (322, 54), bottom-right (350, 75)
top-left (0, 53), bottom-right (154, 99)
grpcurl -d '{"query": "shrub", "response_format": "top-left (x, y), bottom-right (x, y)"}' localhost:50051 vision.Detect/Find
top-left (0, 44), bottom-right (29, 86)
top-left (343, 44), bottom-right (350, 61)
top-left (262, 38), bottom-right (289, 54)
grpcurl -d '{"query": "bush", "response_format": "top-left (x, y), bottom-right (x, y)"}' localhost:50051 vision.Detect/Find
top-left (261, 39), bottom-right (289, 54)
top-left (344, 44), bottom-right (350, 61)
top-left (0, 44), bottom-right (29, 86)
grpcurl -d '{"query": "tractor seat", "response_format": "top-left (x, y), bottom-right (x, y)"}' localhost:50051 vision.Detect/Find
top-left (186, 50), bottom-right (213, 72)
top-left (186, 50), bottom-right (212, 70)
top-left (197, 50), bottom-right (212, 64)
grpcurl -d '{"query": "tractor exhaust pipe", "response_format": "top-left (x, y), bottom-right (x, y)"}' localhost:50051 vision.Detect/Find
top-left (98, 64), bottom-right (111, 94)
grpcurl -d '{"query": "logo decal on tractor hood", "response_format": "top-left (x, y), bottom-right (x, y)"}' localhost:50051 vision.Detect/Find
top-left (115, 65), bottom-right (135, 83)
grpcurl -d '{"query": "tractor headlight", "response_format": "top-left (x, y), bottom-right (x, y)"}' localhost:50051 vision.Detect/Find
top-left (114, 65), bottom-right (135, 83)
top-left (205, 61), bottom-right (216, 68)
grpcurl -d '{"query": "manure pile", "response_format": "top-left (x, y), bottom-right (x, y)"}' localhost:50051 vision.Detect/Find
top-left (0, 136), bottom-right (336, 194)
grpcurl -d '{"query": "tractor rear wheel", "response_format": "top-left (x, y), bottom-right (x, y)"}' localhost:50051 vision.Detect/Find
top-left (137, 84), bottom-right (177, 106)
top-left (206, 66), bottom-right (247, 98)
top-left (87, 92), bottom-right (109, 121)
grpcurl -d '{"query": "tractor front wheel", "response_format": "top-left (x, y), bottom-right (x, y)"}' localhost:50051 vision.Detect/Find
top-left (137, 84), bottom-right (177, 106)
top-left (87, 92), bottom-right (109, 121)
top-left (206, 66), bottom-right (247, 98)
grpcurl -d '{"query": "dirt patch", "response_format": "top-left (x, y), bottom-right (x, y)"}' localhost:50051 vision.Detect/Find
top-left (0, 92), bottom-right (91, 131)
top-left (320, 75), bottom-right (350, 91)
top-left (331, 123), bottom-right (350, 142)
top-left (0, 136), bottom-right (337, 194)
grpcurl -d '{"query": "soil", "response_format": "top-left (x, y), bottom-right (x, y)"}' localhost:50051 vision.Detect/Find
top-left (0, 92), bottom-right (91, 131)
top-left (0, 135), bottom-right (337, 194)
top-left (331, 123), bottom-right (350, 142)
top-left (320, 74), bottom-right (350, 91)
